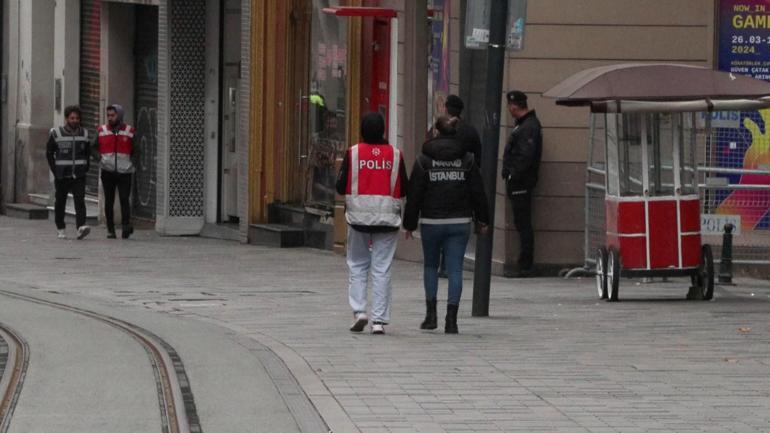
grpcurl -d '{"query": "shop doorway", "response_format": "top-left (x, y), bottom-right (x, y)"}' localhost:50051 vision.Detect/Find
top-left (96, 2), bottom-right (159, 222)
top-left (218, 0), bottom-right (241, 223)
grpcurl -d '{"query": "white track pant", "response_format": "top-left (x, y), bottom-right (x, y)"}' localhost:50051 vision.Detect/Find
top-left (346, 227), bottom-right (399, 324)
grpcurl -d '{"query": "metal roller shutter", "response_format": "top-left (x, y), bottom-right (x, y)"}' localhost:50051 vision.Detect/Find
top-left (133, 5), bottom-right (159, 220)
top-left (80, 0), bottom-right (101, 196)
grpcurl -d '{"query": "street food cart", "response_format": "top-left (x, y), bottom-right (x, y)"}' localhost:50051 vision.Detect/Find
top-left (544, 64), bottom-right (770, 301)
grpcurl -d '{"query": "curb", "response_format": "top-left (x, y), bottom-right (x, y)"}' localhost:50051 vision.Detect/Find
top-left (194, 317), bottom-right (360, 433)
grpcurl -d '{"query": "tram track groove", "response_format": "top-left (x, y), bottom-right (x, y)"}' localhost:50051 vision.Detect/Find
top-left (0, 323), bottom-right (28, 433)
top-left (0, 290), bottom-right (201, 433)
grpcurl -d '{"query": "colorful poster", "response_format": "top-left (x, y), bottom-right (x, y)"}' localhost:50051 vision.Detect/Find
top-left (718, 0), bottom-right (770, 78)
top-left (716, 0), bottom-right (770, 231)
top-left (428, 0), bottom-right (450, 121)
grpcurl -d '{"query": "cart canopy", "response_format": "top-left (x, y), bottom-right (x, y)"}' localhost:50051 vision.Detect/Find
top-left (544, 63), bottom-right (770, 112)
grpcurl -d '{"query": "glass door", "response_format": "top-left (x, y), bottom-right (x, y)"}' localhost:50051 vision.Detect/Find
top-left (303, 0), bottom-right (349, 210)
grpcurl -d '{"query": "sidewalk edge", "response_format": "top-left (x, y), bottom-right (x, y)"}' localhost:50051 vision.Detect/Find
top-left (194, 317), bottom-right (361, 433)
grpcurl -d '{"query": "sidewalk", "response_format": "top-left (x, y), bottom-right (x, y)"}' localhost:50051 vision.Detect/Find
top-left (1, 216), bottom-right (769, 433)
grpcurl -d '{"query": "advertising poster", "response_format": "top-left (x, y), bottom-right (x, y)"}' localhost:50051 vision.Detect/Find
top-left (716, 0), bottom-right (770, 231)
top-left (428, 0), bottom-right (450, 123)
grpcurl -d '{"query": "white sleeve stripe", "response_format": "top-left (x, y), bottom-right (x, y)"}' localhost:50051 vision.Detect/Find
top-left (350, 146), bottom-right (359, 196)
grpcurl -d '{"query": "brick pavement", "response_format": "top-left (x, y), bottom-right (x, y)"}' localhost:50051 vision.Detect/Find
top-left (1, 216), bottom-right (769, 433)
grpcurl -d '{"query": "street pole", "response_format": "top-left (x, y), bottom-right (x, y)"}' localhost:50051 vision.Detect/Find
top-left (472, 0), bottom-right (509, 317)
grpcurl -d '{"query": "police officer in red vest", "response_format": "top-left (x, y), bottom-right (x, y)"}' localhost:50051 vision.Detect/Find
top-left (336, 113), bottom-right (408, 335)
top-left (97, 104), bottom-right (137, 239)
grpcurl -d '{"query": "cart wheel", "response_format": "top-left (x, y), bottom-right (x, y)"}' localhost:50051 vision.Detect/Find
top-left (595, 247), bottom-right (608, 299)
top-left (607, 248), bottom-right (621, 302)
top-left (699, 244), bottom-right (715, 301)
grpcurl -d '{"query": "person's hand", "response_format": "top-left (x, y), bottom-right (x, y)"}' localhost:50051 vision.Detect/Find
top-left (405, 231), bottom-right (414, 240)
top-left (477, 223), bottom-right (490, 235)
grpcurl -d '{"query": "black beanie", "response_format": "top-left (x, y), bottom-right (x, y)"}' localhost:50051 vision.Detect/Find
top-left (360, 112), bottom-right (386, 144)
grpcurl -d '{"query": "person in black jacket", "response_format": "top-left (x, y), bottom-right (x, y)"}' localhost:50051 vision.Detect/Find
top-left (433, 95), bottom-right (483, 279)
top-left (404, 116), bottom-right (490, 334)
top-left (46, 105), bottom-right (91, 240)
top-left (501, 91), bottom-right (543, 277)
top-left (445, 95), bottom-right (482, 165)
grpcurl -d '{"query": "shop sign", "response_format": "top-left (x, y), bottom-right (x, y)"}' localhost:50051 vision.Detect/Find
top-left (464, 0), bottom-right (527, 51)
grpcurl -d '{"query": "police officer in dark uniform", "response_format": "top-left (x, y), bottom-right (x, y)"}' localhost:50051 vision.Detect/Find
top-left (47, 105), bottom-right (92, 240)
top-left (502, 91), bottom-right (542, 277)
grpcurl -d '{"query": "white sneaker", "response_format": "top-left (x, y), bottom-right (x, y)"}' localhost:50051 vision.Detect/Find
top-left (371, 322), bottom-right (385, 335)
top-left (76, 225), bottom-right (91, 240)
top-left (350, 312), bottom-right (368, 332)
top-left (57, 229), bottom-right (66, 240)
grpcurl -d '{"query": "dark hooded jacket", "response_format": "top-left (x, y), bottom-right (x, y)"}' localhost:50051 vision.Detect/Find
top-left (403, 136), bottom-right (489, 231)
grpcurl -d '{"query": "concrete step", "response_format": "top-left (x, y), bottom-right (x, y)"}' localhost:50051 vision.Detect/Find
top-left (248, 224), bottom-right (304, 248)
top-left (266, 203), bottom-right (334, 250)
top-left (268, 203), bottom-right (305, 226)
top-left (304, 229), bottom-right (332, 250)
top-left (200, 223), bottom-right (242, 242)
top-left (27, 193), bottom-right (51, 207)
top-left (28, 192), bottom-right (99, 206)
top-left (4, 203), bottom-right (49, 220)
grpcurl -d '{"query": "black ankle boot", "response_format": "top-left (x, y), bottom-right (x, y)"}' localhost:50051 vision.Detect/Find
top-left (420, 299), bottom-right (438, 330)
top-left (445, 304), bottom-right (458, 334)
top-left (122, 225), bottom-right (134, 239)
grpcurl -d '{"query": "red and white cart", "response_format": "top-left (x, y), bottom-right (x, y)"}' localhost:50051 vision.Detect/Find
top-left (594, 110), bottom-right (711, 301)
top-left (545, 64), bottom-right (770, 301)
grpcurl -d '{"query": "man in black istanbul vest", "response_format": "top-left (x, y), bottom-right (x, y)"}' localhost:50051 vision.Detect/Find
top-left (46, 105), bottom-right (92, 240)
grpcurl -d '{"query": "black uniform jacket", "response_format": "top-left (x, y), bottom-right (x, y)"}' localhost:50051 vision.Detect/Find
top-left (403, 136), bottom-right (490, 231)
top-left (501, 110), bottom-right (542, 193)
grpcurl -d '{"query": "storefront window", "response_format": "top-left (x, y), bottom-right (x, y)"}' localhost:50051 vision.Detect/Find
top-left (308, 0), bottom-right (348, 208)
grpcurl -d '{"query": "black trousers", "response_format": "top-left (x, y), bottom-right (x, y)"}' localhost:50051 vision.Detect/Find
top-left (101, 171), bottom-right (132, 232)
top-left (54, 177), bottom-right (87, 230)
top-left (511, 190), bottom-right (534, 270)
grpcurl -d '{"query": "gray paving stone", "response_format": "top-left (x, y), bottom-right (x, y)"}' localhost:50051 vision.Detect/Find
top-left (2, 216), bottom-right (770, 433)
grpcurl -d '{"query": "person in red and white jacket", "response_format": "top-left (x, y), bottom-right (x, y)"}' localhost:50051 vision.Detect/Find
top-left (336, 113), bottom-right (408, 335)
top-left (96, 104), bottom-right (137, 239)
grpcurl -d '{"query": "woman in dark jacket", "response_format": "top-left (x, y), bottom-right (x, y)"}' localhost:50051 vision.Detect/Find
top-left (403, 116), bottom-right (490, 334)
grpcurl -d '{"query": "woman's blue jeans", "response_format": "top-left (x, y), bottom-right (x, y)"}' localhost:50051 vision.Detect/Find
top-left (420, 223), bottom-right (471, 306)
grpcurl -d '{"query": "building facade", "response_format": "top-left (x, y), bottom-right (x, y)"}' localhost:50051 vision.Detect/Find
top-left (1, 1), bottom-right (735, 274)
top-left (1, 0), bottom-right (248, 241)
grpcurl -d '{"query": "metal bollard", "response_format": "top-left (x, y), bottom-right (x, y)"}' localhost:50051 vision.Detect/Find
top-left (718, 223), bottom-right (734, 284)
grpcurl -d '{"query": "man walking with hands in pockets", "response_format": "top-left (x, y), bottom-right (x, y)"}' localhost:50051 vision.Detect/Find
top-left (96, 104), bottom-right (137, 239)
